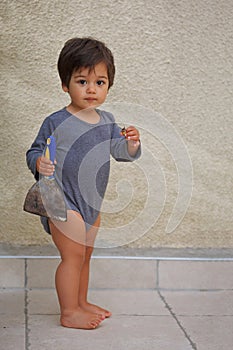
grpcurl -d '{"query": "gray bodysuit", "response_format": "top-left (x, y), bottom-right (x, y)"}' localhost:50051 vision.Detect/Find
top-left (26, 108), bottom-right (141, 233)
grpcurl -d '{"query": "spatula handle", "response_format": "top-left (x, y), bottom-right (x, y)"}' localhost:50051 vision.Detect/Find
top-left (45, 135), bottom-right (56, 164)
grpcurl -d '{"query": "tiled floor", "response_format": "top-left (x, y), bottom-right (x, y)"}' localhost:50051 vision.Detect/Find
top-left (1, 252), bottom-right (233, 350)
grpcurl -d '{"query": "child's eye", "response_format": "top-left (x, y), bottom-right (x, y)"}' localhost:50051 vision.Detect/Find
top-left (96, 80), bottom-right (105, 86)
top-left (77, 79), bottom-right (87, 85)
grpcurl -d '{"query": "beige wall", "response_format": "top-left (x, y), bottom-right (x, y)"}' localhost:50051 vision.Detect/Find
top-left (1, 0), bottom-right (233, 248)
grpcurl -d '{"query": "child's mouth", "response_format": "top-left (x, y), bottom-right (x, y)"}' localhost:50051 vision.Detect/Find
top-left (85, 98), bottom-right (97, 101)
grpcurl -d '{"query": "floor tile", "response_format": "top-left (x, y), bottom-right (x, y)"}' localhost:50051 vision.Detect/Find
top-left (0, 315), bottom-right (25, 350)
top-left (161, 290), bottom-right (233, 316)
top-left (178, 316), bottom-right (233, 350)
top-left (28, 314), bottom-right (192, 350)
top-left (0, 290), bottom-right (25, 315)
top-left (89, 290), bottom-right (170, 316)
top-left (0, 290), bottom-right (25, 349)
top-left (28, 289), bottom-right (59, 315)
top-left (2, 257), bottom-right (232, 350)
top-left (28, 289), bottom-right (170, 317)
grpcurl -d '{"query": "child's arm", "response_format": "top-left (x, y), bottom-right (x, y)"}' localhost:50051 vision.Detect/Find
top-left (121, 125), bottom-right (140, 157)
top-left (26, 117), bottom-right (53, 180)
top-left (110, 124), bottom-right (141, 162)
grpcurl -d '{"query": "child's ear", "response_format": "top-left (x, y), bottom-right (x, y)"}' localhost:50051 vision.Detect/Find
top-left (62, 84), bottom-right (69, 93)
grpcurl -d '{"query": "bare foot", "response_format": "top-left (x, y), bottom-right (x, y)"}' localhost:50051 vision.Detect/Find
top-left (60, 307), bottom-right (105, 329)
top-left (81, 302), bottom-right (112, 318)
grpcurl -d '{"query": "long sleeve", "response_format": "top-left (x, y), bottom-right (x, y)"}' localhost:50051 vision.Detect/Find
top-left (110, 121), bottom-right (141, 162)
top-left (26, 117), bottom-right (53, 180)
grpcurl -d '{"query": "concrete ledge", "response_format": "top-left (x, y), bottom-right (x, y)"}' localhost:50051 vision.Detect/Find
top-left (159, 260), bottom-right (233, 290)
top-left (1, 243), bottom-right (233, 259)
top-left (1, 256), bottom-right (232, 290)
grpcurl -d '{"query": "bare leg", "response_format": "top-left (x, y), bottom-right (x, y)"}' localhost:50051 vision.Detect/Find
top-left (78, 215), bottom-right (112, 318)
top-left (49, 211), bottom-right (104, 329)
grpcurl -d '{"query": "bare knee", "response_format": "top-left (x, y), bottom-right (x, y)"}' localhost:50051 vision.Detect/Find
top-left (61, 244), bottom-right (86, 267)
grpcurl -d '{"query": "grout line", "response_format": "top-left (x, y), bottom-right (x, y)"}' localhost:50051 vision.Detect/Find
top-left (157, 288), bottom-right (233, 292)
top-left (156, 260), bottom-right (159, 289)
top-left (24, 259), bottom-right (30, 350)
top-left (158, 290), bottom-right (198, 350)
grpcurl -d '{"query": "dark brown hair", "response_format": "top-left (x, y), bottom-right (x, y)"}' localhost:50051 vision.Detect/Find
top-left (57, 37), bottom-right (115, 89)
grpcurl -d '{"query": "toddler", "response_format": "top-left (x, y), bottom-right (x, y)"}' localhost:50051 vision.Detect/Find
top-left (26, 37), bottom-right (141, 329)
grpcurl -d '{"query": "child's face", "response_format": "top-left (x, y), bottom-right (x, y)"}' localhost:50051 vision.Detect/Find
top-left (63, 62), bottom-right (109, 112)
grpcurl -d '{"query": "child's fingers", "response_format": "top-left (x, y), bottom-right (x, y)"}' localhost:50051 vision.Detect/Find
top-left (41, 156), bottom-right (53, 164)
top-left (41, 156), bottom-right (57, 166)
top-left (36, 156), bottom-right (55, 176)
top-left (125, 126), bottom-right (140, 141)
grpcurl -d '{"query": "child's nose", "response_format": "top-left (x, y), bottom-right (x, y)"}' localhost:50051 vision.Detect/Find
top-left (86, 83), bottom-right (96, 93)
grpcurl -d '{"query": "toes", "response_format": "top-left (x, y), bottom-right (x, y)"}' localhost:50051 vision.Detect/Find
top-left (90, 322), bottom-right (97, 329)
top-left (95, 313), bottom-right (105, 321)
top-left (89, 319), bottom-right (101, 329)
top-left (104, 310), bottom-right (112, 318)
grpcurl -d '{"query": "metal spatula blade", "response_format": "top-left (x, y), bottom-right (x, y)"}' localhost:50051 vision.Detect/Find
top-left (23, 136), bottom-right (67, 222)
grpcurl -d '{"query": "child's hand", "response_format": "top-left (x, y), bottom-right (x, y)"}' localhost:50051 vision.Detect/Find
top-left (36, 156), bottom-right (56, 176)
top-left (121, 126), bottom-right (140, 156)
top-left (121, 126), bottom-right (140, 142)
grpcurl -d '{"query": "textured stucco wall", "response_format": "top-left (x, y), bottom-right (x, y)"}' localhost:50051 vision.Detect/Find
top-left (1, 0), bottom-right (233, 248)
